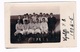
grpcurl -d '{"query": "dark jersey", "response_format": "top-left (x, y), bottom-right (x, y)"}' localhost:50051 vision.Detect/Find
top-left (48, 16), bottom-right (57, 31)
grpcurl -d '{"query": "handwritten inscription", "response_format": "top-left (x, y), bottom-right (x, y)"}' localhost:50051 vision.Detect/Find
top-left (62, 13), bottom-right (75, 41)
top-left (62, 29), bottom-right (69, 41)
top-left (69, 13), bottom-right (75, 39)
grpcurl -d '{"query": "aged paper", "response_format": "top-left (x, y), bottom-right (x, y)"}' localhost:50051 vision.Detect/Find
top-left (5, 2), bottom-right (76, 48)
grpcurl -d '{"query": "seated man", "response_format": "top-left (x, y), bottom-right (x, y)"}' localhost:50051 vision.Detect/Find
top-left (14, 20), bottom-right (23, 36)
top-left (34, 18), bottom-right (41, 34)
top-left (28, 19), bottom-right (35, 34)
top-left (40, 18), bottom-right (48, 41)
top-left (28, 18), bottom-right (41, 34)
top-left (34, 18), bottom-right (42, 41)
top-left (40, 18), bottom-right (48, 34)
top-left (28, 18), bottom-right (41, 41)
top-left (22, 20), bottom-right (29, 35)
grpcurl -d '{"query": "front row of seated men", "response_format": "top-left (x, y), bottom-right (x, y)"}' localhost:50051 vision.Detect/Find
top-left (14, 17), bottom-right (48, 42)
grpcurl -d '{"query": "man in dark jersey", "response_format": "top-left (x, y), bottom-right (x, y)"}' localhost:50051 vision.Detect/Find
top-left (48, 13), bottom-right (57, 41)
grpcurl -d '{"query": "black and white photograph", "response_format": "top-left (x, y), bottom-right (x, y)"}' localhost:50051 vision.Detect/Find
top-left (10, 4), bottom-right (60, 43)
top-left (5, 2), bottom-right (76, 48)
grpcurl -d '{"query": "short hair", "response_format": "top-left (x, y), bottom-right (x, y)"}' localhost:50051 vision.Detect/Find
top-left (50, 13), bottom-right (53, 15)
top-left (40, 12), bottom-right (42, 14)
top-left (25, 13), bottom-right (28, 15)
top-left (33, 12), bottom-right (35, 14)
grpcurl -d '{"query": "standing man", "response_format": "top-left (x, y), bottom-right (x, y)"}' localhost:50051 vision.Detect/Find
top-left (48, 13), bottom-right (57, 41)
top-left (32, 12), bottom-right (37, 23)
top-left (48, 13), bottom-right (57, 34)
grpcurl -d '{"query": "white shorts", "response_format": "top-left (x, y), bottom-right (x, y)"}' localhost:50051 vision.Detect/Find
top-left (34, 29), bottom-right (41, 34)
top-left (41, 30), bottom-right (48, 34)
top-left (28, 29), bottom-right (34, 34)
top-left (21, 29), bottom-right (28, 35)
top-left (14, 30), bottom-right (23, 36)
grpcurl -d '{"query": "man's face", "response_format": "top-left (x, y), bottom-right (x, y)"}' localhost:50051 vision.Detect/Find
top-left (50, 14), bottom-right (53, 18)
top-left (36, 19), bottom-right (39, 23)
top-left (42, 18), bottom-right (45, 22)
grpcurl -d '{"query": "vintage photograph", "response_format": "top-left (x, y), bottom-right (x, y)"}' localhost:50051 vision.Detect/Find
top-left (10, 4), bottom-right (60, 43)
top-left (5, 2), bottom-right (76, 48)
